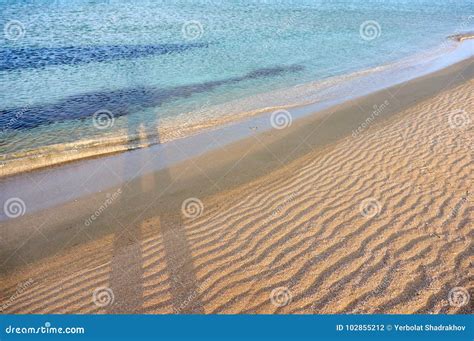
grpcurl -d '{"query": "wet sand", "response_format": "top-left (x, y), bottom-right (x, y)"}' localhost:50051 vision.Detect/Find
top-left (0, 57), bottom-right (472, 314)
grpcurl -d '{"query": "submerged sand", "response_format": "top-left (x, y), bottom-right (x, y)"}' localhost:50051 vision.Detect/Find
top-left (0, 58), bottom-right (472, 314)
top-left (2, 36), bottom-right (473, 179)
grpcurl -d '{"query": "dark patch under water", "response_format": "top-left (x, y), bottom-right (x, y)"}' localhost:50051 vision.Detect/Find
top-left (0, 43), bottom-right (210, 71)
top-left (0, 64), bottom-right (304, 132)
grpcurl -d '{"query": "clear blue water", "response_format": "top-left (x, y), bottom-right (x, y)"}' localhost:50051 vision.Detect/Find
top-left (0, 0), bottom-right (473, 172)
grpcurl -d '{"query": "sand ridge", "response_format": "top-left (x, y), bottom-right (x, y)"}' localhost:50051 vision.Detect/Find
top-left (0, 75), bottom-right (472, 315)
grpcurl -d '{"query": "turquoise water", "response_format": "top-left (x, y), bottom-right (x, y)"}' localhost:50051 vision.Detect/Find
top-left (0, 0), bottom-right (473, 171)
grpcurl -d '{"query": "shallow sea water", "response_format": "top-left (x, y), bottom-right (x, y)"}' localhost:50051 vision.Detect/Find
top-left (0, 0), bottom-right (473, 168)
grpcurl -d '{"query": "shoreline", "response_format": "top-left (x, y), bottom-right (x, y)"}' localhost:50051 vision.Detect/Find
top-left (0, 54), bottom-right (472, 220)
top-left (0, 56), bottom-right (471, 313)
top-left (1, 53), bottom-right (472, 269)
top-left (1, 35), bottom-right (473, 178)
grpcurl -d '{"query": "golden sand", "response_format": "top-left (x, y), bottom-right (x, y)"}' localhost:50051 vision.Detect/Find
top-left (0, 60), bottom-right (472, 315)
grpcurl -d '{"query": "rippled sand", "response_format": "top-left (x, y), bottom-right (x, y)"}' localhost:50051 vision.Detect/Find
top-left (0, 65), bottom-right (472, 314)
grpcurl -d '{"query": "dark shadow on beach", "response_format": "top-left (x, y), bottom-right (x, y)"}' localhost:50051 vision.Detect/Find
top-left (106, 63), bottom-right (204, 313)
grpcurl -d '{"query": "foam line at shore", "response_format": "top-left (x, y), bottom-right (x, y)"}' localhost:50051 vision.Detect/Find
top-left (1, 73), bottom-right (472, 313)
top-left (1, 36), bottom-right (473, 179)
top-left (0, 40), bottom-right (473, 218)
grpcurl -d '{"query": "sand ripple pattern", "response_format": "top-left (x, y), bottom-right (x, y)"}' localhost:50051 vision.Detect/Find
top-left (1, 80), bottom-right (472, 314)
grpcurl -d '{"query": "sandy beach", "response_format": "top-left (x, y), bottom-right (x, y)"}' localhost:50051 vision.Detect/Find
top-left (0, 55), bottom-right (472, 314)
